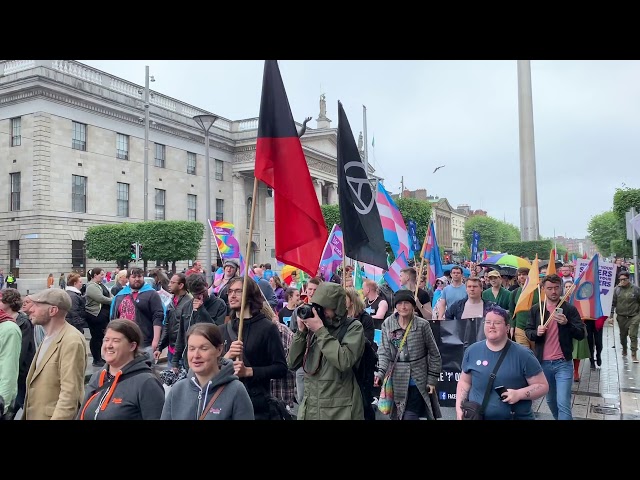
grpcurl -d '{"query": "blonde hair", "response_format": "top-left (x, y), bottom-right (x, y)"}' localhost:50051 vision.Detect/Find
top-left (116, 269), bottom-right (128, 280)
top-left (345, 287), bottom-right (365, 317)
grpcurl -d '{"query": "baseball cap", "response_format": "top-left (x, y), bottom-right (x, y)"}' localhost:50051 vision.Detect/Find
top-left (29, 288), bottom-right (72, 311)
top-left (487, 270), bottom-right (501, 278)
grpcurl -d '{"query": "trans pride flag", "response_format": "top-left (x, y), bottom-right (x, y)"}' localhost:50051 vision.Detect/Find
top-left (376, 181), bottom-right (410, 259)
top-left (318, 224), bottom-right (343, 282)
top-left (384, 251), bottom-right (409, 293)
top-left (569, 253), bottom-right (604, 321)
top-left (420, 220), bottom-right (443, 288)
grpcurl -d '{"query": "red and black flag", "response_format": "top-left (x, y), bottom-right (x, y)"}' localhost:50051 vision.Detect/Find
top-left (336, 101), bottom-right (388, 270)
top-left (254, 60), bottom-right (327, 276)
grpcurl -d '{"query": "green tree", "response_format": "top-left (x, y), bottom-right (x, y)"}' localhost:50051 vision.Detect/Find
top-left (86, 223), bottom-right (138, 267)
top-left (396, 198), bottom-right (433, 249)
top-left (135, 221), bottom-right (204, 267)
top-left (463, 216), bottom-right (505, 252)
top-left (499, 222), bottom-right (521, 244)
top-left (612, 187), bottom-right (640, 229)
top-left (459, 244), bottom-right (471, 260)
top-left (321, 204), bottom-right (341, 230)
top-left (587, 211), bottom-right (619, 257)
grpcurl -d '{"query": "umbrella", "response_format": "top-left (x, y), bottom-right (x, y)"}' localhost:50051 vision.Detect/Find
top-left (495, 266), bottom-right (518, 277)
top-left (279, 265), bottom-right (299, 284)
top-left (442, 264), bottom-right (471, 277)
top-left (479, 253), bottom-right (531, 269)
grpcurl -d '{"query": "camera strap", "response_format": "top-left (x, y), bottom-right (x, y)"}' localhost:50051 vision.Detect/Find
top-left (479, 340), bottom-right (511, 415)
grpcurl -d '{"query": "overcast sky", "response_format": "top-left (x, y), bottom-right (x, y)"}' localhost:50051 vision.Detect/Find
top-left (80, 60), bottom-right (640, 239)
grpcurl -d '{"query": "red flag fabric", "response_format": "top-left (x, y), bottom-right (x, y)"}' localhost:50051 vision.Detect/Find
top-left (582, 252), bottom-right (588, 259)
top-left (254, 60), bottom-right (327, 276)
top-left (564, 251), bottom-right (569, 262)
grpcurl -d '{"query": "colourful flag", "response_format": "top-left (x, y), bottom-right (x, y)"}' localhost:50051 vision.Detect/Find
top-left (513, 255), bottom-right (540, 316)
top-left (569, 254), bottom-right (604, 321)
top-left (547, 250), bottom-right (556, 276)
top-left (420, 220), bottom-right (444, 288)
top-left (383, 251), bottom-right (409, 293)
top-left (254, 60), bottom-right (327, 276)
top-left (376, 181), bottom-right (410, 260)
top-left (361, 262), bottom-right (385, 281)
top-left (354, 261), bottom-right (363, 290)
top-left (483, 249), bottom-right (488, 261)
top-left (318, 224), bottom-right (344, 282)
top-left (209, 220), bottom-right (245, 273)
top-left (471, 230), bottom-right (480, 262)
top-left (582, 252), bottom-right (588, 259)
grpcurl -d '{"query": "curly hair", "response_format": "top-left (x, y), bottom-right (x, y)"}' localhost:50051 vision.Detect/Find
top-left (1, 288), bottom-right (23, 312)
top-left (187, 273), bottom-right (209, 296)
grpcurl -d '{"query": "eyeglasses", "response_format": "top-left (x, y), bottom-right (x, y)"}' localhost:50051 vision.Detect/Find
top-left (620, 278), bottom-right (629, 282)
top-left (228, 289), bottom-right (243, 296)
top-left (483, 320), bottom-right (506, 326)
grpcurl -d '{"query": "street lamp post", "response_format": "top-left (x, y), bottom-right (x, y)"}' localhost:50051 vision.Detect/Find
top-left (144, 66), bottom-right (150, 221)
top-left (193, 114), bottom-right (218, 283)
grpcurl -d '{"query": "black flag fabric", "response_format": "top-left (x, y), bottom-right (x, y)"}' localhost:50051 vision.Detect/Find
top-left (336, 101), bottom-right (388, 270)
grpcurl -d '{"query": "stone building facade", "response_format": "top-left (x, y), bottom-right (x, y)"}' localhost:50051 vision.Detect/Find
top-left (0, 60), bottom-right (365, 294)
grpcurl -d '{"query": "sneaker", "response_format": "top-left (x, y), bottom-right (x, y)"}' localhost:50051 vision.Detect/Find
top-left (633, 354), bottom-right (639, 364)
top-left (92, 359), bottom-right (106, 367)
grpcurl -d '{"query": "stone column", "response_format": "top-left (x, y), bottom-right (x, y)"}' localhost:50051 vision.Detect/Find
top-left (327, 183), bottom-right (338, 205)
top-left (232, 173), bottom-right (246, 252)
top-left (314, 179), bottom-right (324, 205)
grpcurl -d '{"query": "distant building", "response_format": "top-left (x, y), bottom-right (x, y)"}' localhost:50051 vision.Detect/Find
top-left (555, 236), bottom-right (598, 258)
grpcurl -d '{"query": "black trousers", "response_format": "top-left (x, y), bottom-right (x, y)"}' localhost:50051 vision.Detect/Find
top-left (585, 320), bottom-right (603, 361)
top-left (86, 309), bottom-right (109, 362)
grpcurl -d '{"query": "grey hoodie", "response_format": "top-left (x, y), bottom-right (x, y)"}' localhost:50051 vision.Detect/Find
top-left (161, 357), bottom-right (254, 420)
top-left (79, 355), bottom-right (165, 420)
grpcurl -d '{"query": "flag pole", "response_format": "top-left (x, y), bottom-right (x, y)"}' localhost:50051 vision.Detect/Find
top-left (537, 284), bottom-right (544, 327)
top-left (414, 255), bottom-right (426, 300)
top-left (342, 254), bottom-right (347, 288)
top-left (238, 177), bottom-right (259, 345)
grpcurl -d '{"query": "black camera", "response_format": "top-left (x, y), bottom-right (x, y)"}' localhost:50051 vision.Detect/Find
top-left (297, 304), bottom-right (314, 320)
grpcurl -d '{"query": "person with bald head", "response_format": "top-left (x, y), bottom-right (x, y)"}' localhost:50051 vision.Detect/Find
top-left (23, 289), bottom-right (87, 420)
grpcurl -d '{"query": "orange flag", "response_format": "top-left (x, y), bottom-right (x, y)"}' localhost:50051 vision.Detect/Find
top-left (513, 255), bottom-right (540, 316)
top-left (547, 250), bottom-right (556, 276)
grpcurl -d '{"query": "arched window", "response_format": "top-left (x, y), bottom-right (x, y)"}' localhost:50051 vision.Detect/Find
top-left (250, 241), bottom-right (259, 266)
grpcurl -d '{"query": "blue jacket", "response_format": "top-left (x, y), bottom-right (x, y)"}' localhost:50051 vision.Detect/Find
top-left (110, 283), bottom-right (166, 348)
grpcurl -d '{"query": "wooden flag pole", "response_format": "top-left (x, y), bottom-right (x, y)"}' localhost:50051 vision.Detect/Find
top-left (414, 255), bottom-right (426, 300)
top-left (342, 254), bottom-right (347, 289)
top-left (537, 284), bottom-right (544, 327)
top-left (238, 177), bottom-right (259, 346)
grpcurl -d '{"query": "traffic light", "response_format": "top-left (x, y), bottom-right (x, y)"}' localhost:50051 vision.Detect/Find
top-left (138, 243), bottom-right (143, 259)
top-left (130, 242), bottom-right (137, 260)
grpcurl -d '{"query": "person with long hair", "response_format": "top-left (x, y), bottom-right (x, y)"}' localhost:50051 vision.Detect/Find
top-left (85, 268), bottom-right (113, 367)
top-left (78, 320), bottom-right (165, 420)
top-left (345, 287), bottom-right (374, 344)
top-left (161, 323), bottom-right (254, 420)
top-left (269, 275), bottom-right (286, 312)
top-left (222, 276), bottom-right (287, 420)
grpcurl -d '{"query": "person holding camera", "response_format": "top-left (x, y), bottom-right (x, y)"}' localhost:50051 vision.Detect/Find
top-left (456, 306), bottom-right (548, 420)
top-left (525, 274), bottom-right (585, 420)
top-left (287, 282), bottom-right (365, 420)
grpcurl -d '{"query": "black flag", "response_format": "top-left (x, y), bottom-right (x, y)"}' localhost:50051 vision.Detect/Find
top-left (337, 101), bottom-right (388, 270)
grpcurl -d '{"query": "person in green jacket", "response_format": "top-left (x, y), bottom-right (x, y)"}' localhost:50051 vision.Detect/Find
top-left (482, 270), bottom-right (511, 311)
top-left (287, 282), bottom-right (365, 420)
top-left (509, 267), bottom-right (540, 350)
top-left (0, 308), bottom-right (22, 418)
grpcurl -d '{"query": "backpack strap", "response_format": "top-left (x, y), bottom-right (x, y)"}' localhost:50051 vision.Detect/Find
top-left (335, 317), bottom-right (356, 343)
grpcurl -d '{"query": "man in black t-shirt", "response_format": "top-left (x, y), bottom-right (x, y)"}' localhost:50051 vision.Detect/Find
top-left (363, 279), bottom-right (389, 330)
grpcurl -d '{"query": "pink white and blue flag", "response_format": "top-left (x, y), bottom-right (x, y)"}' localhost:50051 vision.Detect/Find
top-left (384, 251), bottom-right (409, 293)
top-left (376, 181), bottom-right (410, 260)
top-left (318, 224), bottom-right (344, 281)
top-left (421, 220), bottom-right (444, 288)
top-left (361, 262), bottom-right (385, 281)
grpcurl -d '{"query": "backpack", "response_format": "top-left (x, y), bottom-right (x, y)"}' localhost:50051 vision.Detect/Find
top-left (334, 318), bottom-right (378, 420)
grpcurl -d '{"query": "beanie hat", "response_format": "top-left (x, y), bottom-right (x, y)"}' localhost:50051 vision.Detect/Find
top-left (394, 289), bottom-right (416, 308)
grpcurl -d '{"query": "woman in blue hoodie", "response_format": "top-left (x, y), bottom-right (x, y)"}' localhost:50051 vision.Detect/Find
top-left (78, 319), bottom-right (165, 420)
top-left (161, 323), bottom-right (254, 420)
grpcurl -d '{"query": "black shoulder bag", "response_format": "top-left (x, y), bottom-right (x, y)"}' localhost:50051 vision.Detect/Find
top-left (461, 340), bottom-right (511, 420)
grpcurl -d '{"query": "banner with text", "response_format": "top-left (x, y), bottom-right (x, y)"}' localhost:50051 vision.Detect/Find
top-left (574, 258), bottom-right (616, 316)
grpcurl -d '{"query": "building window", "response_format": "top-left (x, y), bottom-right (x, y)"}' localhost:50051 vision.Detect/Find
top-left (155, 189), bottom-right (166, 220)
top-left (216, 198), bottom-right (224, 222)
top-left (215, 159), bottom-right (223, 181)
top-left (9, 240), bottom-right (19, 278)
top-left (72, 240), bottom-right (86, 271)
top-left (72, 175), bottom-right (87, 213)
top-left (155, 143), bottom-right (165, 168)
top-left (187, 194), bottom-right (197, 221)
top-left (321, 184), bottom-right (329, 205)
top-left (187, 152), bottom-right (196, 175)
top-left (117, 182), bottom-right (129, 217)
top-left (72, 121), bottom-right (87, 151)
top-left (10, 172), bottom-right (20, 211)
top-left (11, 117), bottom-right (21, 147)
top-left (116, 133), bottom-right (129, 160)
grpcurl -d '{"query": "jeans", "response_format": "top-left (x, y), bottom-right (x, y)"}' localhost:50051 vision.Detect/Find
top-left (295, 367), bottom-right (304, 404)
top-left (541, 359), bottom-right (573, 420)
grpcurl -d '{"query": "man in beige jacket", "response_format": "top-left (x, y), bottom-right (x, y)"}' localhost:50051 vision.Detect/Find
top-left (23, 289), bottom-right (87, 420)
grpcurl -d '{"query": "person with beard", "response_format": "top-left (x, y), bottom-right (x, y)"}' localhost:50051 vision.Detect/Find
top-left (155, 273), bottom-right (193, 367)
top-left (110, 268), bottom-right (165, 363)
top-left (170, 274), bottom-right (227, 372)
top-left (161, 323), bottom-right (254, 420)
top-left (222, 276), bottom-right (287, 420)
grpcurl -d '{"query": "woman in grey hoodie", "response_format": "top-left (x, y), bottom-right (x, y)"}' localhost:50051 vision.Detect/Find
top-left (78, 319), bottom-right (165, 420)
top-left (161, 323), bottom-right (254, 420)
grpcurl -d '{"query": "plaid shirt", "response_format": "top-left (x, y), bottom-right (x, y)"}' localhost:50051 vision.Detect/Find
top-left (270, 321), bottom-right (296, 407)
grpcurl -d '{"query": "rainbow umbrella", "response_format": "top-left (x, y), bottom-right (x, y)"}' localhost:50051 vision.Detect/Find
top-left (280, 265), bottom-right (299, 284)
top-left (479, 253), bottom-right (531, 269)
